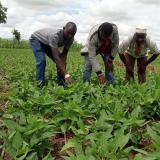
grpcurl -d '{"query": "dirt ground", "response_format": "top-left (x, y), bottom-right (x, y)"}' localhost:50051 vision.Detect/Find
top-left (0, 76), bottom-right (10, 113)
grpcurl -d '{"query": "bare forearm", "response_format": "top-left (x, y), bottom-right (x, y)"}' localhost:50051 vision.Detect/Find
top-left (60, 55), bottom-right (67, 69)
top-left (146, 54), bottom-right (159, 66)
top-left (55, 56), bottom-right (66, 75)
top-left (119, 54), bottom-right (126, 65)
top-left (61, 48), bottom-right (69, 68)
top-left (51, 48), bottom-right (66, 75)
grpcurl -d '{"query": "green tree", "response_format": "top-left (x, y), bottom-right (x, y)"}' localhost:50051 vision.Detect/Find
top-left (12, 29), bottom-right (21, 44)
top-left (0, 1), bottom-right (7, 24)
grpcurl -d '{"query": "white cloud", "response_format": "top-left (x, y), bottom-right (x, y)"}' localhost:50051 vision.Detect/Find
top-left (8, 0), bottom-right (72, 11)
top-left (0, 0), bottom-right (160, 47)
top-left (137, 0), bottom-right (160, 5)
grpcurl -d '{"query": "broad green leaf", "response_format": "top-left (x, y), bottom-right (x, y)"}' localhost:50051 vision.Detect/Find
top-left (145, 151), bottom-right (160, 160)
top-left (133, 148), bottom-right (148, 155)
top-left (19, 112), bottom-right (27, 125)
top-left (41, 131), bottom-right (55, 139)
top-left (26, 152), bottom-right (38, 160)
top-left (5, 140), bottom-right (17, 158)
top-left (147, 125), bottom-right (160, 148)
top-left (119, 133), bottom-right (130, 150)
top-left (16, 148), bottom-right (30, 160)
top-left (12, 131), bottom-right (23, 150)
top-left (61, 139), bottom-right (77, 152)
top-left (30, 134), bottom-right (39, 147)
top-left (42, 153), bottom-right (54, 160)
top-left (111, 128), bottom-right (130, 152)
top-left (134, 153), bottom-right (143, 160)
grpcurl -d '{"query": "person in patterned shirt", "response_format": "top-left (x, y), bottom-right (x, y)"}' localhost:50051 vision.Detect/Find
top-left (119, 27), bottom-right (159, 83)
top-left (80, 22), bottom-right (119, 85)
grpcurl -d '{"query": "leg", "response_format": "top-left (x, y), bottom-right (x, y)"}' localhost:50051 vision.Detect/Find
top-left (101, 54), bottom-right (114, 84)
top-left (137, 56), bottom-right (147, 83)
top-left (125, 53), bottom-right (135, 82)
top-left (30, 37), bottom-right (46, 84)
top-left (83, 54), bottom-right (92, 82)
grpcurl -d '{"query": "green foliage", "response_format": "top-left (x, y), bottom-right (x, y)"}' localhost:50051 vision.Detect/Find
top-left (0, 112), bottom-right (56, 159)
top-left (12, 29), bottom-right (21, 43)
top-left (0, 1), bottom-right (7, 24)
top-left (0, 48), bottom-right (160, 159)
top-left (70, 41), bottom-right (83, 51)
top-left (0, 38), bottom-right (29, 48)
top-left (0, 38), bottom-right (83, 50)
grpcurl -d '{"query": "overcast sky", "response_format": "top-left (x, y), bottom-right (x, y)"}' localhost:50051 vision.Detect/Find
top-left (1, 0), bottom-right (160, 47)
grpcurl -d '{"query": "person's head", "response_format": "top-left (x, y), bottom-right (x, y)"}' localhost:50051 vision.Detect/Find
top-left (134, 28), bottom-right (147, 44)
top-left (63, 22), bottom-right (77, 40)
top-left (98, 22), bottom-right (113, 40)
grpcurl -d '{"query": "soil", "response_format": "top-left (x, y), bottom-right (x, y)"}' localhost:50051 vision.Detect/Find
top-left (49, 132), bottom-right (75, 160)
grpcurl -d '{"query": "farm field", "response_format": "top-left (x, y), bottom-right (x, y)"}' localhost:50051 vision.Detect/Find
top-left (0, 48), bottom-right (160, 160)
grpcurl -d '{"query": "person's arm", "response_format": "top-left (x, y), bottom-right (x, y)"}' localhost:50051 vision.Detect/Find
top-left (110, 25), bottom-right (119, 62)
top-left (88, 40), bottom-right (101, 74)
top-left (51, 47), bottom-right (73, 84)
top-left (146, 54), bottom-right (159, 66)
top-left (106, 25), bottom-right (119, 72)
top-left (48, 33), bottom-right (70, 76)
top-left (61, 38), bottom-right (73, 64)
top-left (48, 33), bottom-right (74, 84)
top-left (119, 54), bottom-right (127, 66)
top-left (119, 38), bottom-right (131, 65)
top-left (145, 38), bottom-right (160, 66)
top-left (88, 39), bottom-right (106, 84)
top-left (51, 48), bottom-right (67, 76)
top-left (60, 46), bottom-right (69, 67)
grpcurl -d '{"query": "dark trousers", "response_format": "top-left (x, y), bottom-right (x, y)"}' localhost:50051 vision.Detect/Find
top-left (125, 53), bottom-right (147, 83)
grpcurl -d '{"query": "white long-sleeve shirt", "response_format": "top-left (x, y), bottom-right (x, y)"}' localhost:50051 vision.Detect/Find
top-left (81, 23), bottom-right (119, 72)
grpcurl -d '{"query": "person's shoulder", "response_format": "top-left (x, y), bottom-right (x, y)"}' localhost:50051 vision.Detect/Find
top-left (146, 36), bottom-right (157, 46)
top-left (35, 28), bottom-right (59, 35)
top-left (49, 28), bottom-right (62, 35)
top-left (48, 29), bottom-right (63, 40)
top-left (89, 24), bottom-right (100, 36)
top-left (88, 24), bottom-right (100, 40)
top-left (110, 23), bottom-right (118, 35)
top-left (111, 23), bottom-right (117, 27)
top-left (110, 23), bottom-right (118, 30)
top-left (37, 28), bottom-right (52, 32)
top-left (90, 24), bottom-right (100, 31)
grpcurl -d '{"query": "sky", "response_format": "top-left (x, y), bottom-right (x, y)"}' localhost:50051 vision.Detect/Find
top-left (1, 0), bottom-right (160, 47)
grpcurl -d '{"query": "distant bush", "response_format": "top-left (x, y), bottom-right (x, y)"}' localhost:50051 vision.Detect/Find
top-left (0, 38), bottom-right (30, 49)
top-left (0, 38), bottom-right (83, 50)
top-left (12, 29), bottom-right (21, 44)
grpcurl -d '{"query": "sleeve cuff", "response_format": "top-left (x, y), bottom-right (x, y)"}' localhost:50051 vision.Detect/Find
top-left (109, 55), bottom-right (114, 60)
top-left (96, 71), bottom-right (102, 76)
top-left (108, 55), bottom-right (114, 62)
